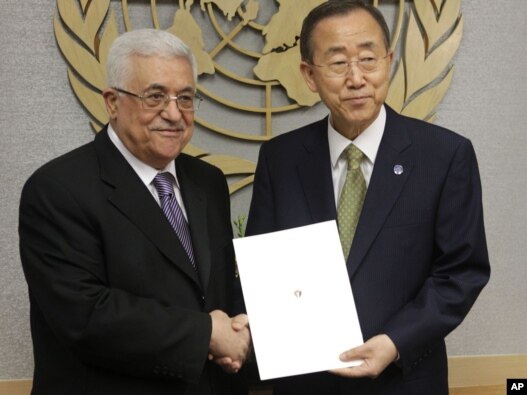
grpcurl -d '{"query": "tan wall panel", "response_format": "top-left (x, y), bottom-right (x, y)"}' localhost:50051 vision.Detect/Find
top-left (450, 385), bottom-right (504, 395)
top-left (0, 380), bottom-right (32, 395)
top-left (0, 382), bottom-right (508, 395)
top-left (448, 354), bottom-right (527, 388)
top-left (3, 355), bottom-right (525, 395)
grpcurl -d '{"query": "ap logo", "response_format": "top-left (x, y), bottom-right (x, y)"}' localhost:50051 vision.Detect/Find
top-left (508, 379), bottom-right (527, 393)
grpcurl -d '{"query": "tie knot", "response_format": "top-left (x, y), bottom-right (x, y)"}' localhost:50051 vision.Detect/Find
top-left (344, 145), bottom-right (364, 170)
top-left (153, 172), bottom-right (175, 198)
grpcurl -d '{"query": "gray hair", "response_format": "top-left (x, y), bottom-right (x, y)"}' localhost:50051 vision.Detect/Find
top-left (106, 28), bottom-right (198, 88)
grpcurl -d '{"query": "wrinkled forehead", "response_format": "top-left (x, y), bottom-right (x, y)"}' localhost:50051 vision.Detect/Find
top-left (322, 39), bottom-right (382, 57)
top-left (125, 54), bottom-right (194, 88)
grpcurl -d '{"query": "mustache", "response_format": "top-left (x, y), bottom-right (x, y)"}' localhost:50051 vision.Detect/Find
top-left (149, 120), bottom-right (188, 131)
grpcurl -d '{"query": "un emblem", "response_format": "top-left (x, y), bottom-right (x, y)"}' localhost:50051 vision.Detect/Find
top-left (54, 0), bottom-right (463, 194)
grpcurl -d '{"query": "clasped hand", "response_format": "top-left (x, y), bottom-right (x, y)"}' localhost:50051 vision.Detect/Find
top-left (208, 310), bottom-right (251, 373)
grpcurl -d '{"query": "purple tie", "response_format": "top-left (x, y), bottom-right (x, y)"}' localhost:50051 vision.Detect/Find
top-left (153, 172), bottom-right (196, 269)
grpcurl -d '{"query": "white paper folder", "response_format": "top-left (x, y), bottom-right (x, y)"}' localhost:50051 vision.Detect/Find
top-left (233, 220), bottom-right (363, 380)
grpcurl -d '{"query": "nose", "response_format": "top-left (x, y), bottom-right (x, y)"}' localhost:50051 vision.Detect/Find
top-left (345, 64), bottom-right (366, 88)
top-left (161, 98), bottom-right (183, 121)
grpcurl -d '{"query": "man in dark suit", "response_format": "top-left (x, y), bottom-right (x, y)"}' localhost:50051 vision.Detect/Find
top-left (19, 29), bottom-right (250, 395)
top-left (245, 2), bottom-right (490, 394)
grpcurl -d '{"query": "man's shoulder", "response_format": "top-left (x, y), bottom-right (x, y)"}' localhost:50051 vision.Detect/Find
top-left (176, 153), bottom-right (230, 200)
top-left (20, 140), bottom-right (98, 205)
top-left (264, 117), bottom-right (328, 151)
top-left (177, 152), bottom-right (225, 180)
top-left (387, 106), bottom-right (468, 144)
top-left (29, 141), bottom-right (96, 182)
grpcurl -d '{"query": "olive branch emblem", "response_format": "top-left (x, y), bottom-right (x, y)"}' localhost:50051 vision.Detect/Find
top-left (386, 0), bottom-right (463, 121)
top-left (54, 0), bottom-right (463, 192)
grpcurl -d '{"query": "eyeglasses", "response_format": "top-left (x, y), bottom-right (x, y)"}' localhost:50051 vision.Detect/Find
top-left (113, 87), bottom-right (203, 112)
top-left (310, 54), bottom-right (390, 78)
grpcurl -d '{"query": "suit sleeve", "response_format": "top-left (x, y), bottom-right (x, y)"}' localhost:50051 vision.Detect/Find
top-left (19, 172), bottom-right (211, 383)
top-left (383, 138), bottom-right (490, 373)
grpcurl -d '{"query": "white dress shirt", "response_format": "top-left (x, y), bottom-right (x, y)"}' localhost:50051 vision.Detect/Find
top-left (107, 124), bottom-right (189, 220)
top-left (328, 105), bottom-right (386, 206)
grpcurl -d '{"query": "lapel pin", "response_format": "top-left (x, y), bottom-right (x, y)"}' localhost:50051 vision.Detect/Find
top-left (393, 164), bottom-right (404, 175)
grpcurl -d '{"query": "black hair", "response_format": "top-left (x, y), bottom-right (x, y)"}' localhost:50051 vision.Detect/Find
top-left (300, 0), bottom-right (390, 62)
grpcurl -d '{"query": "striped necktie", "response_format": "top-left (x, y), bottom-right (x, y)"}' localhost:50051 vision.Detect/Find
top-left (153, 172), bottom-right (196, 268)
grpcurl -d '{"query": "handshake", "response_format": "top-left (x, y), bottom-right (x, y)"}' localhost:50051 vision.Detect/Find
top-left (208, 310), bottom-right (252, 373)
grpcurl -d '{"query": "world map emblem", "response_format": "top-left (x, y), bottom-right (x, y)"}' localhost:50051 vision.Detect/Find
top-left (54, 0), bottom-right (463, 194)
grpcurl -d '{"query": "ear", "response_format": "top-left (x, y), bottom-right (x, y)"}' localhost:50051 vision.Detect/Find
top-left (102, 88), bottom-right (119, 119)
top-left (300, 61), bottom-right (319, 93)
top-left (386, 50), bottom-right (394, 69)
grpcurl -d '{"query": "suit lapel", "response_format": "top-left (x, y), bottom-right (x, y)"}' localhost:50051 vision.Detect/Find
top-left (297, 118), bottom-right (337, 223)
top-left (176, 156), bottom-right (211, 292)
top-left (347, 107), bottom-right (414, 278)
top-left (95, 129), bottom-right (202, 288)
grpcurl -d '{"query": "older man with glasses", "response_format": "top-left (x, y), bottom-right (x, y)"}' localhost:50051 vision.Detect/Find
top-left (19, 28), bottom-right (250, 395)
top-left (245, 1), bottom-right (490, 394)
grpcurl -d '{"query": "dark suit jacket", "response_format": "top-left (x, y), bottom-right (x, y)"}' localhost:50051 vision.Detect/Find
top-left (245, 106), bottom-right (490, 395)
top-left (19, 128), bottom-right (244, 395)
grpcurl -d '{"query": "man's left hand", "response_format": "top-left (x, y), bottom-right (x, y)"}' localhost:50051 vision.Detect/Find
top-left (330, 334), bottom-right (398, 378)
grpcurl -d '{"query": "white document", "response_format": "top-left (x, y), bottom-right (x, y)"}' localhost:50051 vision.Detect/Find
top-left (233, 220), bottom-right (363, 380)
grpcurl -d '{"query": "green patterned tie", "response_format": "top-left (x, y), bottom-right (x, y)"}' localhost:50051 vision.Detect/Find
top-left (337, 144), bottom-right (367, 259)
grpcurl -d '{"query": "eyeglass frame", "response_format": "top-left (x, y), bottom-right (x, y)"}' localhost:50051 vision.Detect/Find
top-left (112, 87), bottom-right (203, 112)
top-left (308, 53), bottom-right (391, 78)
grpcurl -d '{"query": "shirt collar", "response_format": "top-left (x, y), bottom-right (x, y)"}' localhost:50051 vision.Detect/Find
top-left (328, 105), bottom-right (386, 167)
top-left (107, 124), bottom-right (180, 189)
